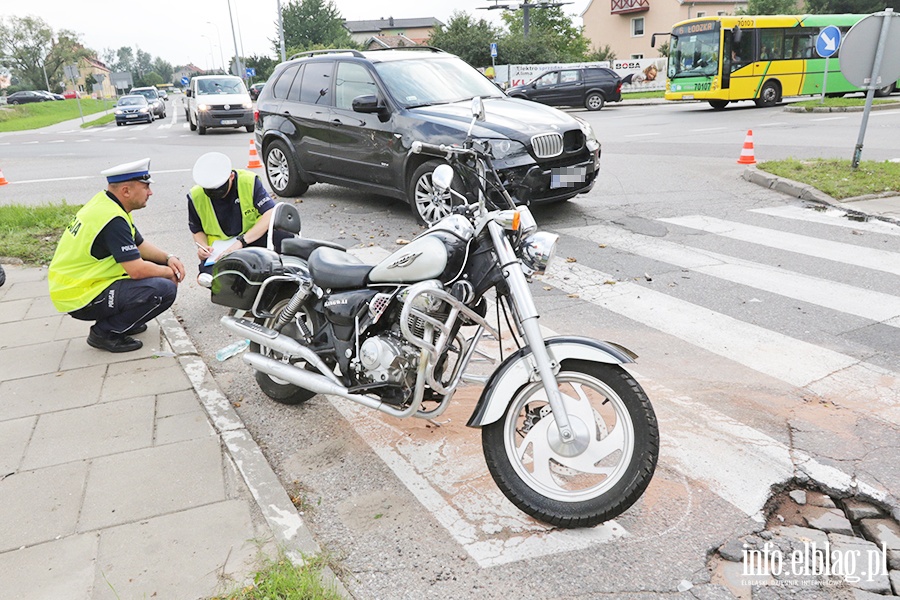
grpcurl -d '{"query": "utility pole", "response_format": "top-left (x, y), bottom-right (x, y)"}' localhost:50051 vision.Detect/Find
top-left (478, 0), bottom-right (572, 38)
top-left (227, 0), bottom-right (243, 78)
top-left (277, 0), bottom-right (286, 62)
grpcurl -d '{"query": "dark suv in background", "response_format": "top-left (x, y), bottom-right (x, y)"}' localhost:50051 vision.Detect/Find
top-left (254, 48), bottom-right (601, 224)
top-left (506, 67), bottom-right (622, 111)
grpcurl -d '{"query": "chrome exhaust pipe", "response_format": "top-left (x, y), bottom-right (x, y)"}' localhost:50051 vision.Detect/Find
top-left (243, 352), bottom-right (385, 411)
top-left (220, 315), bottom-right (340, 385)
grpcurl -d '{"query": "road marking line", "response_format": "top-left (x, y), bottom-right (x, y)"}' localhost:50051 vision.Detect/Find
top-left (559, 223), bottom-right (900, 326)
top-left (690, 127), bottom-right (728, 132)
top-left (624, 132), bottom-right (660, 138)
top-left (539, 260), bottom-right (899, 421)
top-left (811, 116), bottom-right (847, 121)
top-left (659, 215), bottom-right (900, 276)
top-left (750, 205), bottom-right (900, 235)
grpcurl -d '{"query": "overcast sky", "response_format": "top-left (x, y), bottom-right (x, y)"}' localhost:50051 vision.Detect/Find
top-left (9, 0), bottom-right (590, 70)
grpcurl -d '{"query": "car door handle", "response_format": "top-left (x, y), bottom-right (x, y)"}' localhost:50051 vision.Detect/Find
top-left (331, 119), bottom-right (343, 126)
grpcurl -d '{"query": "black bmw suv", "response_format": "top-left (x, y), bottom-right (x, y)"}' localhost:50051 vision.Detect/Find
top-left (255, 48), bottom-right (602, 224)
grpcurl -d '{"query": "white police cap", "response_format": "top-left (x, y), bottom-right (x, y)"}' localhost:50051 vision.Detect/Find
top-left (101, 158), bottom-right (154, 183)
top-left (192, 152), bottom-right (233, 189)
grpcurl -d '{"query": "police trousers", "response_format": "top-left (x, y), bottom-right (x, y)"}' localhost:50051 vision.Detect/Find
top-left (69, 277), bottom-right (176, 336)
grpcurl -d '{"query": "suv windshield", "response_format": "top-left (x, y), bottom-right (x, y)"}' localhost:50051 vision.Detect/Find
top-left (374, 57), bottom-right (504, 109)
top-left (197, 78), bottom-right (246, 94)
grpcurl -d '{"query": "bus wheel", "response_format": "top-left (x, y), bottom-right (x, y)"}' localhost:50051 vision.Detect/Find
top-left (755, 81), bottom-right (781, 108)
top-left (874, 83), bottom-right (896, 97)
top-left (709, 100), bottom-right (729, 110)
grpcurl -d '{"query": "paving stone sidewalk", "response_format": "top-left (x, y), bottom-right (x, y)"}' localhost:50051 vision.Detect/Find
top-left (0, 266), bottom-right (339, 600)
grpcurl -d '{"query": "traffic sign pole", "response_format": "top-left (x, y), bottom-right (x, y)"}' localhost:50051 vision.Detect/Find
top-left (821, 56), bottom-right (829, 104)
top-left (853, 9), bottom-right (895, 169)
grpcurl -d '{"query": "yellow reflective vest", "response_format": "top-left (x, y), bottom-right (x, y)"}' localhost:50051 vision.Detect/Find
top-left (190, 170), bottom-right (260, 244)
top-left (48, 192), bottom-right (135, 312)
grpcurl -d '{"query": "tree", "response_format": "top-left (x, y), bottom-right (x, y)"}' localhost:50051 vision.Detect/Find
top-left (497, 31), bottom-right (560, 64)
top-left (428, 12), bottom-right (501, 68)
top-left (804, 0), bottom-right (900, 12)
top-left (0, 16), bottom-right (55, 89)
top-left (586, 44), bottom-right (617, 62)
top-left (500, 4), bottom-right (590, 62)
top-left (152, 58), bottom-right (174, 83)
top-left (278, 0), bottom-right (355, 53)
top-left (739, 0), bottom-right (802, 14)
top-left (245, 55), bottom-right (279, 81)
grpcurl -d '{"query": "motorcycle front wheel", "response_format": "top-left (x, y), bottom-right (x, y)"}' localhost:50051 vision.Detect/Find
top-left (482, 360), bottom-right (659, 528)
top-left (251, 295), bottom-right (318, 405)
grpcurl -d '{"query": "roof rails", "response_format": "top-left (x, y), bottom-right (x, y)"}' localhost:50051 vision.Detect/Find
top-left (288, 49), bottom-right (365, 60)
top-left (366, 46), bottom-right (446, 53)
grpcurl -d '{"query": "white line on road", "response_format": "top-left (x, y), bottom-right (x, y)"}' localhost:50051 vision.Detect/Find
top-left (559, 223), bottom-right (900, 326)
top-left (750, 205), bottom-right (900, 236)
top-left (624, 132), bottom-right (661, 138)
top-left (811, 116), bottom-right (847, 122)
top-left (690, 127), bottom-right (728, 132)
top-left (659, 215), bottom-right (900, 276)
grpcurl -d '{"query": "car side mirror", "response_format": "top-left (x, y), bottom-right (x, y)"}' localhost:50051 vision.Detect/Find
top-left (185, 89), bottom-right (192, 97)
top-left (351, 94), bottom-right (386, 114)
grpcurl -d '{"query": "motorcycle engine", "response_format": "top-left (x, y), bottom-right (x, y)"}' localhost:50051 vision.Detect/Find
top-left (357, 331), bottom-right (419, 388)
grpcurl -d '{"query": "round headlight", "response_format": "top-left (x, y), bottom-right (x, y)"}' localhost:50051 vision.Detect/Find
top-left (520, 231), bottom-right (558, 275)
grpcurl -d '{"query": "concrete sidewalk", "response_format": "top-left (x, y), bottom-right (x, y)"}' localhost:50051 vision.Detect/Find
top-left (0, 267), bottom-right (337, 599)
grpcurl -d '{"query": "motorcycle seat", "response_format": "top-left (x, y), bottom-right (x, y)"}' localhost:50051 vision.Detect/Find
top-left (281, 238), bottom-right (346, 261)
top-left (308, 246), bottom-right (372, 289)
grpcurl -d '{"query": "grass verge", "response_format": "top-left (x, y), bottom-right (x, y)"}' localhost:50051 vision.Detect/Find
top-left (757, 158), bottom-right (900, 199)
top-left (210, 551), bottom-right (343, 600)
top-left (789, 96), bottom-right (899, 109)
top-left (0, 99), bottom-right (115, 132)
top-left (622, 91), bottom-right (665, 100)
top-left (0, 203), bottom-right (81, 265)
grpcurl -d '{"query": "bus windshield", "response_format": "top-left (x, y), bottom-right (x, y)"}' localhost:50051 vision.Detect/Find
top-left (669, 23), bottom-right (720, 79)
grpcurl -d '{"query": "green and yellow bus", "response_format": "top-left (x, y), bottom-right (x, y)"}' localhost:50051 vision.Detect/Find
top-left (660, 14), bottom-right (900, 110)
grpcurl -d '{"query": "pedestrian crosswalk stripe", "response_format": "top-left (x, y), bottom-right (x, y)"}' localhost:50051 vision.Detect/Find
top-left (539, 260), bottom-right (897, 397)
top-left (659, 215), bottom-right (900, 275)
top-left (659, 215), bottom-right (900, 276)
top-left (558, 224), bottom-right (900, 326)
top-left (749, 205), bottom-right (900, 236)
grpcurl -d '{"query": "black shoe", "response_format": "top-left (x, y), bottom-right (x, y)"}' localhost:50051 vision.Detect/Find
top-left (123, 323), bottom-right (148, 336)
top-left (87, 330), bottom-right (143, 353)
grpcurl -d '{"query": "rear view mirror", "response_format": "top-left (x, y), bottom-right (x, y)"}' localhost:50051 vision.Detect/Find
top-left (732, 26), bottom-right (742, 43)
top-left (431, 164), bottom-right (455, 194)
top-left (471, 97), bottom-right (486, 121)
top-left (185, 89), bottom-right (192, 97)
top-left (351, 94), bottom-right (386, 114)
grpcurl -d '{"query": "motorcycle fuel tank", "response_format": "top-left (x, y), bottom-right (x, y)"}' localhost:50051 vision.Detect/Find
top-left (368, 231), bottom-right (467, 284)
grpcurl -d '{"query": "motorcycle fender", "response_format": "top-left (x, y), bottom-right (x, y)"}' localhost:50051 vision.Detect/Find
top-left (465, 336), bottom-right (636, 428)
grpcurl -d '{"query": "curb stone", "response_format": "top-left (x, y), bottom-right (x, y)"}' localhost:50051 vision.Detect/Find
top-left (741, 166), bottom-right (900, 227)
top-left (784, 101), bottom-right (900, 113)
top-left (157, 312), bottom-right (352, 598)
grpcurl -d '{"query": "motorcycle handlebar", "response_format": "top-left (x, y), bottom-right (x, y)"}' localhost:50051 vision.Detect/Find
top-left (411, 141), bottom-right (477, 158)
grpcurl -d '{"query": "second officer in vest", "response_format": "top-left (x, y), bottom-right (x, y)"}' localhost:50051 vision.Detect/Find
top-left (188, 152), bottom-right (285, 280)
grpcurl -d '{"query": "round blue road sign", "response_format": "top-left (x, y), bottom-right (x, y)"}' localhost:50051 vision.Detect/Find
top-left (816, 26), bottom-right (841, 58)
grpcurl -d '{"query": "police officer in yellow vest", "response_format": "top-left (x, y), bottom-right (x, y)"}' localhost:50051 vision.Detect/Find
top-left (188, 152), bottom-right (283, 281)
top-left (48, 159), bottom-right (186, 353)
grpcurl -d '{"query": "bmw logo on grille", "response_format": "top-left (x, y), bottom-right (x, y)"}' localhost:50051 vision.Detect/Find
top-left (224, 104), bottom-right (230, 110)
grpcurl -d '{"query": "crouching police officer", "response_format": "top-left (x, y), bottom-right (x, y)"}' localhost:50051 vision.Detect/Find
top-left (188, 152), bottom-right (286, 284)
top-left (48, 159), bottom-right (186, 353)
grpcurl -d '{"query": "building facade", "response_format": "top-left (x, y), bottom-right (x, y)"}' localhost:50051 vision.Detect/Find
top-left (343, 17), bottom-right (443, 45)
top-left (581, 0), bottom-right (746, 60)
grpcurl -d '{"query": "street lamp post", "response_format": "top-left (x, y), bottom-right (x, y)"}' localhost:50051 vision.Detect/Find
top-left (201, 35), bottom-right (215, 72)
top-left (227, 0), bottom-right (243, 78)
top-left (207, 21), bottom-right (226, 73)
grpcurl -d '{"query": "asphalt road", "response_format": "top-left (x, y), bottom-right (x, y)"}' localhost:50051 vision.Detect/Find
top-left (2, 96), bottom-right (899, 599)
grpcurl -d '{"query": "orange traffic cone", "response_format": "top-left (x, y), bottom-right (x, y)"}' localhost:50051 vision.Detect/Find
top-left (737, 129), bottom-right (756, 165)
top-left (246, 139), bottom-right (262, 169)
top-left (0, 165), bottom-right (8, 185)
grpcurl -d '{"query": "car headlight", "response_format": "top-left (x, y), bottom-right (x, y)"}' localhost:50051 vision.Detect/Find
top-left (138, 107), bottom-right (148, 113)
top-left (574, 116), bottom-right (600, 152)
top-left (198, 103), bottom-right (210, 111)
top-left (114, 109), bottom-right (123, 114)
top-left (242, 101), bottom-right (252, 109)
top-left (520, 231), bottom-right (558, 275)
top-left (478, 139), bottom-right (529, 160)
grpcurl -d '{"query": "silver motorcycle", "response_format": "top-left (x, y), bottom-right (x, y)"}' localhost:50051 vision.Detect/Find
top-left (210, 99), bottom-right (659, 527)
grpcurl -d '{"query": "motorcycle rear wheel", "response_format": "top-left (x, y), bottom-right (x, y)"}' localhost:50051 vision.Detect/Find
top-left (251, 296), bottom-right (318, 405)
top-left (482, 360), bottom-right (659, 528)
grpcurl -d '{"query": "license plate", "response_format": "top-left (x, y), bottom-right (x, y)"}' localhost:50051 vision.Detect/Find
top-left (683, 94), bottom-right (694, 100)
top-left (221, 119), bottom-right (237, 125)
top-left (550, 166), bottom-right (587, 189)
top-left (126, 114), bottom-right (139, 118)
